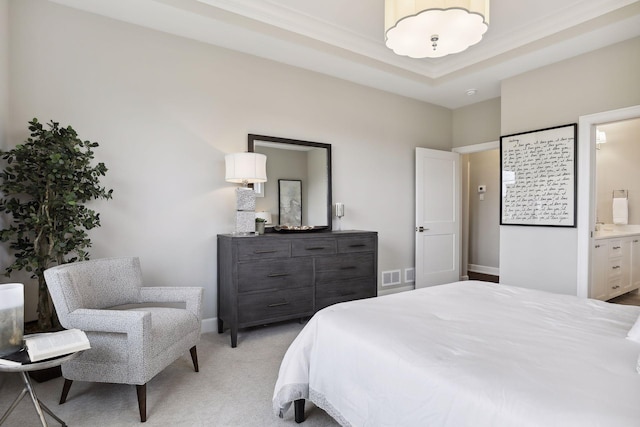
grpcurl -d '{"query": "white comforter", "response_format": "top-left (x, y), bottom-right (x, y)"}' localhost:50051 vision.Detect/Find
top-left (273, 281), bottom-right (640, 426)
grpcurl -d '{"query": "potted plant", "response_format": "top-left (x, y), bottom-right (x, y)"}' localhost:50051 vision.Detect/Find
top-left (0, 119), bottom-right (113, 332)
top-left (255, 217), bottom-right (267, 235)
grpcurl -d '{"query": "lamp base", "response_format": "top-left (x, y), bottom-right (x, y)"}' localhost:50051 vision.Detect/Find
top-left (236, 187), bottom-right (256, 211)
top-left (235, 211), bottom-right (256, 235)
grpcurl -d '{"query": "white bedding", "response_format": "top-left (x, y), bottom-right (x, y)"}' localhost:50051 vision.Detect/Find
top-left (273, 281), bottom-right (640, 426)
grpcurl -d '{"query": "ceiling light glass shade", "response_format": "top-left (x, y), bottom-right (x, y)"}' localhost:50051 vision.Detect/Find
top-left (385, 0), bottom-right (490, 58)
top-left (225, 152), bottom-right (267, 184)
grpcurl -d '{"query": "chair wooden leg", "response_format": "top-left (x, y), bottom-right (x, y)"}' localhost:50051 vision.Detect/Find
top-left (59, 379), bottom-right (73, 404)
top-left (136, 384), bottom-right (147, 422)
top-left (294, 399), bottom-right (305, 423)
top-left (189, 346), bottom-right (199, 372)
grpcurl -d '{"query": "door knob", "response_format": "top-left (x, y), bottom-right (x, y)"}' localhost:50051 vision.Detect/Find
top-left (416, 226), bottom-right (429, 232)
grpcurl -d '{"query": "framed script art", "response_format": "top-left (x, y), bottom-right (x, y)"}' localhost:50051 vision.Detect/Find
top-left (500, 123), bottom-right (577, 227)
top-left (279, 179), bottom-right (302, 226)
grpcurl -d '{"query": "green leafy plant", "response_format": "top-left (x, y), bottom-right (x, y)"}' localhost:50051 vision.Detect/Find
top-left (255, 218), bottom-right (267, 223)
top-left (0, 119), bottom-right (113, 331)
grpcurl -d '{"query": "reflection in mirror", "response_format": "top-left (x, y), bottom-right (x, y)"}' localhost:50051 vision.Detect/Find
top-left (248, 135), bottom-right (332, 230)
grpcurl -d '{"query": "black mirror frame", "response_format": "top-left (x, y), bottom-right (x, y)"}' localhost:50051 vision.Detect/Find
top-left (248, 134), bottom-right (332, 231)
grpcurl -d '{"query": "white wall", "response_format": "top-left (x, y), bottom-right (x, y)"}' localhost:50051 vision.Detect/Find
top-left (500, 37), bottom-right (640, 295)
top-left (0, 0), bottom-right (7, 143)
top-left (452, 98), bottom-right (501, 277)
top-left (5, 0), bottom-right (451, 321)
top-left (452, 98), bottom-right (501, 148)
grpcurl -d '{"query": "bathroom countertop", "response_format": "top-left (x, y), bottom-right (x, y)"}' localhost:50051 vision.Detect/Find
top-left (594, 225), bottom-right (640, 240)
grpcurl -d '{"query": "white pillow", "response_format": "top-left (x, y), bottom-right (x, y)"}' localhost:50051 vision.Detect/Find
top-left (627, 315), bottom-right (640, 343)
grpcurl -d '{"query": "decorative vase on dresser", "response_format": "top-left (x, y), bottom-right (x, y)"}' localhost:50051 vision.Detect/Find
top-left (217, 230), bottom-right (378, 347)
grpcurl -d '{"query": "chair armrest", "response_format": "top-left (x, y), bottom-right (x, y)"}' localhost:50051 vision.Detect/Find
top-left (65, 308), bottom-right (151, 371)
top-left (138, 287), bottom-right (203, 320)
top-left (65, 308), bottom-right (150, 334)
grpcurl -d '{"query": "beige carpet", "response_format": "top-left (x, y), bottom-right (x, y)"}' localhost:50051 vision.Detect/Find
top-left (0, 321), bottom-right (339, 427)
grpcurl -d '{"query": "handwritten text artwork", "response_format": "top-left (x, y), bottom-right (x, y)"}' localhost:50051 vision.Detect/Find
top-left (500, 124), bottom-right (577, 227)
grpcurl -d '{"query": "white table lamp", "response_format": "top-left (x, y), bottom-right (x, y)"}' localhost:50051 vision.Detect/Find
top-left (225, 152), bottom-right (267, 235)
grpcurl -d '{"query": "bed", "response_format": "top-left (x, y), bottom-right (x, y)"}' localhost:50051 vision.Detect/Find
top-left (273, 280), bottom-right (640, 426)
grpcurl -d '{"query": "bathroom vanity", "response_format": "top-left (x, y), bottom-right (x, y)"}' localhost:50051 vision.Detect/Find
top-left (591, 226), bottom-right (640, 300)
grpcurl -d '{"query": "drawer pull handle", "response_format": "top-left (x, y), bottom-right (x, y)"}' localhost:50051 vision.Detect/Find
top-left (340, 292), bottom-right (357, 297)
top-left (635, 240), bottom-right (639, 243)
top-left (613, 246), bottom-right (621, 250)
top-left (349, 244), bottom-right (367, 248)
top-left (612, 266), bottom-right (621, 270)
top-left (612, 285), bottom-right (620, 289)
top-left (306, 247), bottom-right (327, 251)
top-left (267, 301), bottom-right (289, 307)
top-left (341, 266), bottom-right (357, 270)
top-left (254, 250), bottom-right (278, 254)
top-left (267, 273), bottom-right (289, 278)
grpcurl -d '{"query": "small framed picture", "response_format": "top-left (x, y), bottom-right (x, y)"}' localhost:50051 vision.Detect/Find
top-left (278, 179), bottom-right (302, 226)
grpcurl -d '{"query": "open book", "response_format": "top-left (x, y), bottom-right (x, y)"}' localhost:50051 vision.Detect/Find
top-left (25, 329), bottom-right (91, 362)
top-left (0, 329), bottom-right (90, 365)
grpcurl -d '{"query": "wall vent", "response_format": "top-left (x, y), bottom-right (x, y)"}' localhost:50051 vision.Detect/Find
top-left (382, 270), bottom-right (401, 287)
top-left (404, 267), bottom-right (415, 283)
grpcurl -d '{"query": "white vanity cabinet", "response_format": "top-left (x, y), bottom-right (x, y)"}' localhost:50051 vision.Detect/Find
top-left (591, 235), bottom-right (639, 301)
top-left (591, 241), bottom-right (610, 301)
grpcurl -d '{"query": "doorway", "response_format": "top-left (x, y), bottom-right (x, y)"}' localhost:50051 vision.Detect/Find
top-left (577, 105), bottom-right (640, 298)
top-left (453, 141), bottom-right (500, 281)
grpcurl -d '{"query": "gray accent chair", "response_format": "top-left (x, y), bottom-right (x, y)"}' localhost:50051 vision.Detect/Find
top-left (43, 257), bottom-right (203, 422)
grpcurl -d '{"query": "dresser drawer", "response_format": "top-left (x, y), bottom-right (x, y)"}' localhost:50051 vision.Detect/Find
top-left (237, 240), bottom-right (290, 261)
top-left (238, 288), bottom-right (313, 324)
top-left (237, 258), bottom-right (313, 293)
top-left (292, 238), bottom-right (336, 257)
top-left (337, 236), bottom-right (376, 254)
top-left (316, 277), bottom-right (375, 310)
top-left (315, 253), bottom-right (375, 283)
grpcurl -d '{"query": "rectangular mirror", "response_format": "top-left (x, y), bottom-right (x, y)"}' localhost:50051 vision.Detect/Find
top-left (248, 134), bottom-right (332, 231)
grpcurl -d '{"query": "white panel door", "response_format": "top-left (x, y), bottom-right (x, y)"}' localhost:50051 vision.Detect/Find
top-left (415, 147), bottom-right (461, 288)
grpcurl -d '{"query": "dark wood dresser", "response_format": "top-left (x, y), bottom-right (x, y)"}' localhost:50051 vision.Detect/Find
top-left (217, 230), bottom-right (377, 347)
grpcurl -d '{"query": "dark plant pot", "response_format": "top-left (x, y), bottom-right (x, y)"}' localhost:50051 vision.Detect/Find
top-left (29, 365), bottom-right (62, 382)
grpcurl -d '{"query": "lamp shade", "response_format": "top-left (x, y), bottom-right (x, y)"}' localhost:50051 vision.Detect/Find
top-left (225, 152), bottom-right (267, 184)
top-left (255, 211), bottom-right (273, 224)
top-left (385, 0), bottom-right (490, 58)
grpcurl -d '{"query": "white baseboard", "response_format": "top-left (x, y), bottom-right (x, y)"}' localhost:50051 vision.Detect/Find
top-left (468, 264), bottom-right (500, 276)
top-left (378, 284), bottom-right (414, 296)
top-left (201, 317), bottom-right (217, 334)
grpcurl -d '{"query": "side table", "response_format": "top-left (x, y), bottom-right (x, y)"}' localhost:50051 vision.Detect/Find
top-left (0, 352), bottom-right (79, 427)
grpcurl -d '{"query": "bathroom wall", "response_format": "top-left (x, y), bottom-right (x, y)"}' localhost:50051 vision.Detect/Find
top-left (596, 118), bottom-right (640, 224)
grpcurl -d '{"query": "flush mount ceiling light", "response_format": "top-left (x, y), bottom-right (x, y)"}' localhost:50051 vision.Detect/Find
top-left (385, 0), bottom-right (490, 59)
